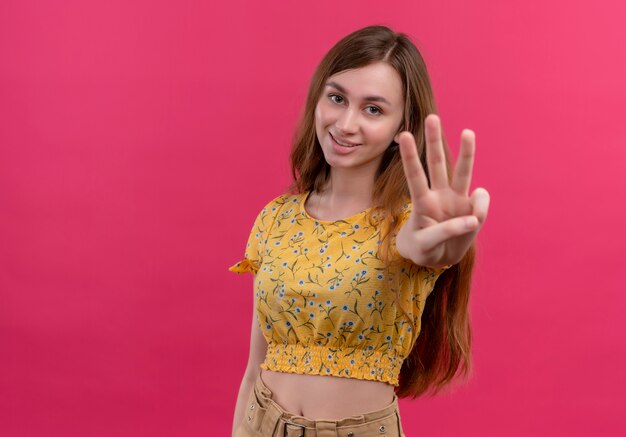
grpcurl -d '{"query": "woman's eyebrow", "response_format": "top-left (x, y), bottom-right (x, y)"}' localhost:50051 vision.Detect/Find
top-left (326, 81), bottom-right (391, 105)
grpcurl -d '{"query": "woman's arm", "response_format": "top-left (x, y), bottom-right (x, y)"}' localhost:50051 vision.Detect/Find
top-left (231, 298), bottom-right (267, 436)
top-left (231, 374), bottom-right (256, 437)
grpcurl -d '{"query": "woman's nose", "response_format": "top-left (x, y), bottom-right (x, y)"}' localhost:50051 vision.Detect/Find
top-left (335, 108), bottom-right (359, 134)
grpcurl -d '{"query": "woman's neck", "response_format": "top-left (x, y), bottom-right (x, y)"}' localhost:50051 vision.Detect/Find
top-left (312, 168), bottom-right (375, 219)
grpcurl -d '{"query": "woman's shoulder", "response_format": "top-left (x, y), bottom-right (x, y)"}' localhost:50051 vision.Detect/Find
top-left (390, 200), bottom-right (415, 231)
top-left (259, 191), bottom-right (304, 211)
top-left (253, 191), bottom-right (306, 220)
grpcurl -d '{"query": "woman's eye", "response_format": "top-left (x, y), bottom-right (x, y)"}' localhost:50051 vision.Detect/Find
top-left (329, 94), bottom-right (344, 104)
top-left (366, 106), bottom-right (382, 115)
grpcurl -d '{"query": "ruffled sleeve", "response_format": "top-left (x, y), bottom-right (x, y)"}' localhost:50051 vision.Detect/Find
top-left (228, 258), bottom-right (260, 275)
top-left (228, 196), bottom-right (286, 275)
top-left (422, 263), bottom-right (452, 276)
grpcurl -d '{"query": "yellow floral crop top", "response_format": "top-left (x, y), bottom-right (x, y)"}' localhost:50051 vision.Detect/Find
top-left (229, 192), bottom-right (449, 386)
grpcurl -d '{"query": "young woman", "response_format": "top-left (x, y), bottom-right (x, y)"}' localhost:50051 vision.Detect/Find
top-left (229, 25), bottom-right (490, 437)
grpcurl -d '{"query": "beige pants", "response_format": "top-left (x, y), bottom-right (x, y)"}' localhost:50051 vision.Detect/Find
top-left (234, 371), bottom-right (406, 437)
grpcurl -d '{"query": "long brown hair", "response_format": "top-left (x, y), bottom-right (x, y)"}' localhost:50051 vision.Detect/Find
top-left (289, 25), bottom-right (476, 398)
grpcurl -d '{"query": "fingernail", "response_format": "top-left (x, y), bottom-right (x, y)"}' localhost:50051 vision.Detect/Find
top-left (465, 217), bottom-right (478, 229)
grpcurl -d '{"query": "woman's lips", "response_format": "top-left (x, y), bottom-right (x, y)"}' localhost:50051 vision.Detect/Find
top-left (328, 132), bottom-right (359, 155)
top-left (330, 133), bottom-right (361, 154)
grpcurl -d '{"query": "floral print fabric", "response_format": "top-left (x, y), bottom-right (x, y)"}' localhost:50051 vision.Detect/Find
top-left (229, 192), bottom-right (449, 386)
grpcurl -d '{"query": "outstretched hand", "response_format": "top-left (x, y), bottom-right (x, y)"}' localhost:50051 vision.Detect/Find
top-left (395, 114), bottom-right (490, 268)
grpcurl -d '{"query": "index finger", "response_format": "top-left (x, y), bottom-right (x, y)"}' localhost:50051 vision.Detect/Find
top-left (398, 131), bottom-right (429, 200)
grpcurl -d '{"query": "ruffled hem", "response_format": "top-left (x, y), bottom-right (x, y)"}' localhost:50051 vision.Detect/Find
top-left (228, 258), bottom-right (259, 275)
top-left (261, 342), bottom-right (403, 386)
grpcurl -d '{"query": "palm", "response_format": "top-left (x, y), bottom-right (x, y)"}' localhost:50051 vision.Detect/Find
top-left (395, 114), bottom-right (490, 267)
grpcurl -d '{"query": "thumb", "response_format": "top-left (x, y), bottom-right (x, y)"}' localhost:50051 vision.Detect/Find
top-left (416, 216), bottom-right (479, 253)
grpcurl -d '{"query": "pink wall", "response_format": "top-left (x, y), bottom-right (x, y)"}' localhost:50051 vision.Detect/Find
top-left (1, 1), bottom-right (625, 436)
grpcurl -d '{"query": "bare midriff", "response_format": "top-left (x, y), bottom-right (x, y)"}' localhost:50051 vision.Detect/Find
top-left (259, 368), bottom-right (396, 420)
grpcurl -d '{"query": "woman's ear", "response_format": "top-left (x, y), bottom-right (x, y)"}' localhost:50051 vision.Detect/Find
top-left (394, 123), bottom-right (405, 144)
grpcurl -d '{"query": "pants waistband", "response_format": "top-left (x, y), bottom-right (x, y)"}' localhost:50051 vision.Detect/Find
top-left (253, 370), bottom-right (401, 433)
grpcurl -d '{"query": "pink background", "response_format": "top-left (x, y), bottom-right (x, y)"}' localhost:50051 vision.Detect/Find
top-left (1, 1), bottom-right (625, 436)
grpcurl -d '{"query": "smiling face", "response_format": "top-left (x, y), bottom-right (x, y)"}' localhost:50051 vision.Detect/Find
top-left (314, 61), bottom-right (405, 176)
